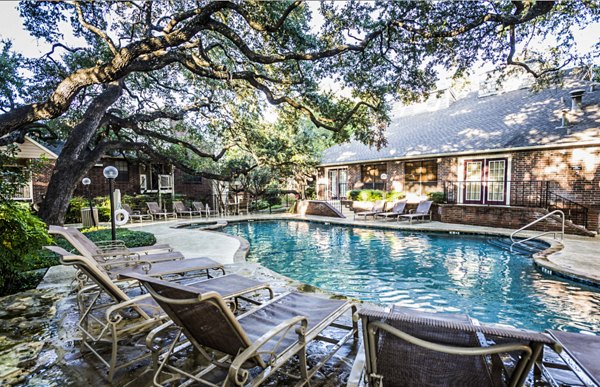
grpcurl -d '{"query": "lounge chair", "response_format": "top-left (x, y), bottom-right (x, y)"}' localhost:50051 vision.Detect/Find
top-left (193, 201), bottom-right (218, 217)
top-left (123, 272), bottom-right (358, 386)
top-left (45, 245), bottom-right (273, 383)
top-left (173, 201), bottom-right (201, 218)
top-left (375, 200), bottom-right (407, 221)
top-left (122, 203), bottom-right (153, 223)
top-left (542, 330), bottom-right (600, 386)
top-left (146, 201), bottom-right (177, 220)
top-left (399, 200), bottom-right (433, 223)
top-left (357, 307), bottom-right (559, 387)
top-left (48, 225), bottom-right (180, 267)
top-left (354, 200), bottom-right (386, 220)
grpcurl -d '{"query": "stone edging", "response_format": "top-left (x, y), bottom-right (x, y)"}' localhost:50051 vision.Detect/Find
top-left (533, 243), bottom-right (600, 289)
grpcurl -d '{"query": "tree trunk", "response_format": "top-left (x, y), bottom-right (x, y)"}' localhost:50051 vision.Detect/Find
top-left (38, 82), bottom-right (123, 225)
top-left (38, 159), bottom-right (90, 225)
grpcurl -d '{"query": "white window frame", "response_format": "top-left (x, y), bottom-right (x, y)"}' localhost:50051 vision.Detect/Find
top-left (456, 154), bottom-right (512, 205)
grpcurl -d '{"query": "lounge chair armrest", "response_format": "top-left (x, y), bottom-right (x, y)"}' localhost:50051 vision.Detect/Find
top-left (369, 320), bottom-right (533, 357)
top-left (408, 209), bottom-right (415, 214)
top-left (228, 316), bottom-right (309, 385)
top-left (105, 293), bottom-right (162, 322)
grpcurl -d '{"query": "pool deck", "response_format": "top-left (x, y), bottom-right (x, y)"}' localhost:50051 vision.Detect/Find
top-left (126, 213), bottom-right (600, 286)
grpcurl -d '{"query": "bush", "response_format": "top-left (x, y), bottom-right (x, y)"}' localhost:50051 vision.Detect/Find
top-left (0, 203), bottom-right (52, 295)
top-left (65, 196), bottom-right (89, 224)
top-left (304, 186), bottom-right (316, 200)
top-left (348, 189), bottom-right (384, 202)
top-left (428, 191), bottom-right (445, 203)
top-left (386, 191), bottom-right (406, 202)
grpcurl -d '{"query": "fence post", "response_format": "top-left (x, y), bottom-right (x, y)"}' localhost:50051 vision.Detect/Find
top-left (544, 181), bottom-right (550, 208)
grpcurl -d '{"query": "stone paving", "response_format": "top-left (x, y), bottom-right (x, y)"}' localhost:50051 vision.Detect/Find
top-left (2, 213), bottom-right (599, 386)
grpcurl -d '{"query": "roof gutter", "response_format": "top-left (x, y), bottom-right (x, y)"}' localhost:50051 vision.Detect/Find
top-left (318, 139), bottom-right (600, 167)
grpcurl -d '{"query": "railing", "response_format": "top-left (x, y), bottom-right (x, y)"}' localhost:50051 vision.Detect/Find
top-left (444, 180), bottom-right (589, 228)
top-left (443, 180), bottom-right (548, 207)
top-left (510, 210), bottom-right (564, 251)
top-left (546, 191), bottom-right (589, 229)
top-left (317, 183), bottom-right (349, 200)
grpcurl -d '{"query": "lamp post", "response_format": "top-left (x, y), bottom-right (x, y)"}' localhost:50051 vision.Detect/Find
top-left (380, 173), bottom-right (388, 199)
top-left (103, 166), bottom-right (119, 241)
top-left (81, 177), bottom-right (96, 227)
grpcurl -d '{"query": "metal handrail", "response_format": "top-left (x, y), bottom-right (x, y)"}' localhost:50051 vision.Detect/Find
top-left (510, 210), bottom-right (565, 251)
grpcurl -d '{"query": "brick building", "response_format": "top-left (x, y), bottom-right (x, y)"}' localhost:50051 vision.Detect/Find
top-left (5, 139), bottom-right (215, 206)
top-left (317, 73), bottom-right (600, 233)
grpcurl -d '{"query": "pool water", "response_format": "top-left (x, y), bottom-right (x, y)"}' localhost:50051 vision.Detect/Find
top-left (225, 220), bottom-right (600, 333)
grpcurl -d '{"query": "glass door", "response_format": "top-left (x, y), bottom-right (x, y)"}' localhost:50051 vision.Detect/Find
top-left (464, 160), bottom-right (483, 204)
top-left (485, 159), bottom-right (507, 204)
top-left (327, 168), bottom-right (348, 199)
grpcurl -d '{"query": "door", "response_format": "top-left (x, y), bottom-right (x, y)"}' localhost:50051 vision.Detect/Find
top-left (462, 158), bottom-right (508, 205)
top-left (327, 168), bottom-right (348, 199)
top-left (464, 160), bottom-right (484, 204)
top-left (485, 159), bottom-right (507, 205)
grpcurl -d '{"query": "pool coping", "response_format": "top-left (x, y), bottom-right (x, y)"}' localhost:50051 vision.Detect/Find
top-left (179, 214), bottom-right (600, 288)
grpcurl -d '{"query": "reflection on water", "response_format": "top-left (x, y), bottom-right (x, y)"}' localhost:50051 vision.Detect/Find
top-left (226, 220), bottom-right (600, 333)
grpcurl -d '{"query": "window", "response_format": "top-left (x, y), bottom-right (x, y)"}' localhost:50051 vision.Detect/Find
top-left (114, 160), bottom-right (129, 182)
top-left (361, 164), bottom-right (387, 190)
top-left (183, 172), bottom-right (202, 184)
top-left (405, 159), bottom-right (438, 194)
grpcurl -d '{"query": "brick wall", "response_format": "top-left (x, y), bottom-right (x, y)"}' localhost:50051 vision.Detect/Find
top-left (295, 200), bottom-right (344, 218)
top-left (173, 169), bottom-right (213, 200)
top-left (74, 161), bottom-right (141, 198)
top-left (510, 146), bottom-right (600, 230)
top-left (438, 204), bottom-right (595, 236)
top-left (348, 165), bottom-right (361, 189)
top-left (387, 160), bottom-right (403, 191)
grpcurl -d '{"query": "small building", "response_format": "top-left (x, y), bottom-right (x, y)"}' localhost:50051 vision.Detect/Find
top-left (3, 136), bottom-right (59, 203)
top-left (3, 139), bottom-right (216, 206)
top-left (317, 72), bottom-right (600, 234)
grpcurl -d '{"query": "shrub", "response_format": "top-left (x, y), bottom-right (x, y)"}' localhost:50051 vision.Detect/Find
top-left (347, 190), bottom-right (361, 201)
top-left (0, 203), bottom-right (52, 295)
top-left (386, 191), bottom-right (406, 202)
top-left (65, 196), bottom-right (89, 224)
top-left (304, 186), bottom-right (316, 200)
top-left (350, 189), bottom-right (384, 202)
top-left (428, 191), bottom-right (445, 203)
top-left (54, 227), bottom-right (157, 255)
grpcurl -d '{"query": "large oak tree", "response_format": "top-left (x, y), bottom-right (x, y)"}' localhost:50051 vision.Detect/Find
top-left (0, 1), bottom-right (597, 224)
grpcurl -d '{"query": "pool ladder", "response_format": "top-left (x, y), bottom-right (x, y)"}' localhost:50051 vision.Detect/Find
top-left (510, 210), bottom-right (564, 252)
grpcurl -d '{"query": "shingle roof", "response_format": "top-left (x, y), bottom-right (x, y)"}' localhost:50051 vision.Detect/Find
top-left (321, 79), bottom-right (600, 165)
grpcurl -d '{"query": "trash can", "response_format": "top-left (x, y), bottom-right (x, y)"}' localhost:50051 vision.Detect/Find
top-left (81, 208), bottom-right (99, 228)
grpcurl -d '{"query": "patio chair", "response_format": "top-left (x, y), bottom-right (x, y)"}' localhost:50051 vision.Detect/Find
top-left (399, 200), bottom-right (433, 223)
top-left (146, 201), bottom-right (177, 220)
top-left (375, 200), bottom-right (407, 221)
top-left (48, 225), bottom-right (180, 268)
top-left (45, 245), bottom-right (273, 383)
top-left (354, 199), bottom-right (386, 220)
top-left (193, 201), bottom-right (218, 217)
top-left (358, 307), bottom-right (559, 387)
top-left (123, 272), bottom-right (358, 386)
top-left (173, 201), bottom-right (201, 218)
top-left (541, 330), bottom-right (600, 386)
top-left (122, 203), bottom-right (153, 223)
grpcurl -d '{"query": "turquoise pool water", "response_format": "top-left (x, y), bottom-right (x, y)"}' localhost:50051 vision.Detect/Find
top-left (225, 220), bottom-right (600, 333)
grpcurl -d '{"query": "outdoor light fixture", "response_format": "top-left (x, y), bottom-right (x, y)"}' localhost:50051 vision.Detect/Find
top-left (380, 173), bottom-right (388, 193)
top-left (81, 177), bottom-right (96, 227)
top-left (103, 166), bottom-right (119, 240)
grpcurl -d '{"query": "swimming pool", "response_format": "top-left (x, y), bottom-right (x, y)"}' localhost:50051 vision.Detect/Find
top-left (225, 220), bottom-right (600, 333)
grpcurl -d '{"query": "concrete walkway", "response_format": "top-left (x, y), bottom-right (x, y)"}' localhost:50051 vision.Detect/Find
top-left (126, 221), bottom-right (240, 264)
top-left (124, 213), bottom-right (600, 285)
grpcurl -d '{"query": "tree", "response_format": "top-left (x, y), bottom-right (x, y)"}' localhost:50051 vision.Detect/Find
top-left (1, 1), bottom-right (597, 223)
top-left (4, 1), bottom-right (596, 142)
